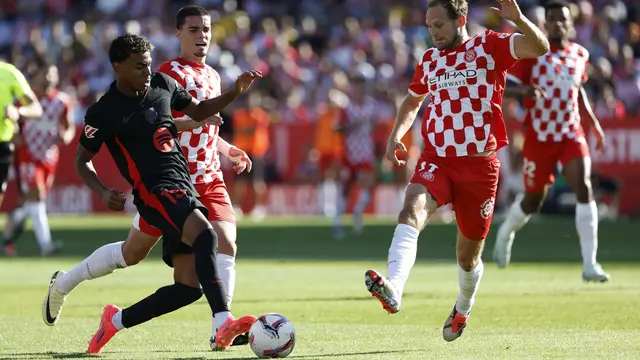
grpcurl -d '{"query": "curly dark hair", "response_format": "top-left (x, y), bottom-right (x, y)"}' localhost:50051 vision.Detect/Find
top-left (427, 0), bottom-right (469, 20)
top-left (108, 33), bottom-right (154, 63)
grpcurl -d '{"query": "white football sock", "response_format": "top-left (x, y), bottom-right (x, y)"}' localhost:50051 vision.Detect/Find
top-left (25, 201), bottom-right (52, 252)
top-left (213, 311), bottom-right (232, 332)
top-left (576, 201), bottom-right (598, 267)
top-left (57, 241), bottom-right (127, 294)
top-left (3, 206), bottom-right (27, 238)
top-left (386, 224), bottom-right (420, 296)
top-left (216, 253), bottom-right (236, 306)
top-left (456, 260), bottom-right (484, 315)
top-left (353, 189), bottom-right (371, 216)
top-left (500, 195), bottom-right (532, 234)
top-left (112, 310), bottom-right (125, 330)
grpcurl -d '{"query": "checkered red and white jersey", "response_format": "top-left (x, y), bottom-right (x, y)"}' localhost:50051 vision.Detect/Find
top-left (342, 97), bottom-right (377, 164)
top-left (157, 58), bottom-right (222, 185)
top-left (508, 42), bottom-right (588, 142)
top-left (21, 89), bottom-right (70, 164)
top-left (408, 30), bottom-right (519, 157)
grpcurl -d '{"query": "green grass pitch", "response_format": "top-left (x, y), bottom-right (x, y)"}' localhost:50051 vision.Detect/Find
top-left (0, 215), bottom-right (639, 359)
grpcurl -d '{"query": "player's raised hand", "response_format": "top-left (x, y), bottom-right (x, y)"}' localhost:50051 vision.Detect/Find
top-left (4, 104), bottom-right (19, 122)
top-left (490, 0), bottom-right (524, 22)
top-left (525, 84), bottom-right (547, 101)
top-left (593, 125), bottom-right (606, 152)
top-left (203, 114), bottom-right (224, 127)
top-left (386, 139), bottom-right (408, 167)
top-left (101, 189), bottom-right (126, 211)
top-left (234, 70), bottom-right (263, 95)
top-left (229, 147), bottom-right (252, 174)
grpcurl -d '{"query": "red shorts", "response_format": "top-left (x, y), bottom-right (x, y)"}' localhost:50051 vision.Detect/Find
top-left (343, 158), bottom-right (375, 174)
top-left (133, 179), bottom-right (235, 237)
top-left (318, 153), bottom-right (340, 174)
top-left (17, 147), bottom-right (57, 195)
top-left (409, 152), bottom-right (501, 241)
top-left (521, 136), bottom-right (590, 193)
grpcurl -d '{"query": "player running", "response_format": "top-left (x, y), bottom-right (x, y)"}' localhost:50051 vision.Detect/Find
top-left (363, 0), bottom-right (549, 342)
top-left (493, 0), bottom-right (609, 282)
top-left (0, 61), bottom-right (42, 210)
top-left (50, 33), bottom-right (261, 354)
top-left (333, 76), bottom-right (378, 239)
top-left (41, 6), bottom-right (255, 350)
top-left (2, 63), bottom-right (73, 256)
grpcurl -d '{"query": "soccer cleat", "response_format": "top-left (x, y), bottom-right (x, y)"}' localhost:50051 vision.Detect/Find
top-left (215, 316), bottom-right (257, 350)
top-left (210, 332), bottom-right (249, 351)
top-left (493, 225), bottom-right (515, 268)
top-left (582, 263), bottom-right (610, 283)
top-left (364, 269), bottom-right (400, 314)
top-left (442, 305), bottom-right (469, 342)
top-left (42, 270), bottom-right (68, 326)
top-left (87, 304), bottom-right (121, 354)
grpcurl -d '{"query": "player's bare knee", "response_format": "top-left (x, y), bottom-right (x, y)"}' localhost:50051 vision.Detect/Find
top-left (122, 230), bottom-right (158, 265)
top-left (574, 180), bottom-right (593, 203)
top-left (214, 232), bottom-right (238, 257)
top-left (25, 187), bottom-right (42, 202)
top-left (121, 242), bottom-right (149, 266)
top-left (456, 233), bottom-right (484, 271)
top-left (521, 193), bottom-right (544, 214)
top-left (181, 209), bottom-right (213, 246)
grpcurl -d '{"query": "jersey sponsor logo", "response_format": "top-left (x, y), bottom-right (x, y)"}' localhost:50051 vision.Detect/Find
top-left (153, 127), bottom-right (175, 153)
top-left (480, 197), bottom-right (495, 220)
top-left (429, 69), bottom-right (480, 90)
top-left (84, 125), bottom-right (98, 139)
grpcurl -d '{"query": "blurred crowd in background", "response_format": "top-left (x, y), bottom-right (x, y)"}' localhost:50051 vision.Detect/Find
top-left (0, 0), bottom-right (637, 207)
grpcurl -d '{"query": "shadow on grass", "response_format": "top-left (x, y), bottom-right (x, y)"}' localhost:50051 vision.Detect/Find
top-left (213, 349), bottom-right (425, 360)
top-left (4, 220), bottom-right (640, 262)
top-left (1, 352), bottom-right (96, 359)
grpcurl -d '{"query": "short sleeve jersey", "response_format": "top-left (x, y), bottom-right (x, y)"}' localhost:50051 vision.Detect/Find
top-left (22, 89), bottom-right (71, 164)
top-left (0, 62), bottom-right (34, 142)
top-left (408, 30), bottom-right (520, 157)
top-left (157, 58), bottom-right (223, 184)
top-left (79, 72), bottom-right (195, 198)
top-left (508, 42), bottom-right (589, 142)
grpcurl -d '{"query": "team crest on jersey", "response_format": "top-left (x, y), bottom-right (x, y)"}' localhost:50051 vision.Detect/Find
top-left (480, 197), bottom-right (495, 220)
top-left (84, 125), bottom-right (98, 139)
top-left (464, 49), bottom-right (477, 62)
top-left (145, 107), bottom-right (158, 122)
top-left (420, 171), bottom-right (435, 182)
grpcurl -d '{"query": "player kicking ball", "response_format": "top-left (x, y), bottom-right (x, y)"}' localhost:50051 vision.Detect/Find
top-left (47, 33), bottom-right (261, 354)
top-left (493, 0), bottom-right (609, 282)
top-left (42, 6), bottom-right (255, 350)
top-left (364, 0), bottom-right (549, 341)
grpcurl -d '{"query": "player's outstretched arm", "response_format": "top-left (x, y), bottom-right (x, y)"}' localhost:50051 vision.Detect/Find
top-left (74, 145), bottom-right (126, 211)
top-left (386, 94), bottom-right (426, 166)
top-left (217, 138), bottom-right (252, 174)
top-left (181, 70), bottom-right (263, 122)
top-left (490, 0), bottom-right (549, 59)
top-left (8, 64), bottom-right (43, 119)
top-left (578, 87), bottom-right (605, 151)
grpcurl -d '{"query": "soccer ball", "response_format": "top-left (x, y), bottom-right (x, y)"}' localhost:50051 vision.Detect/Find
top-left (249, 313), bottom-right (296, 358)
